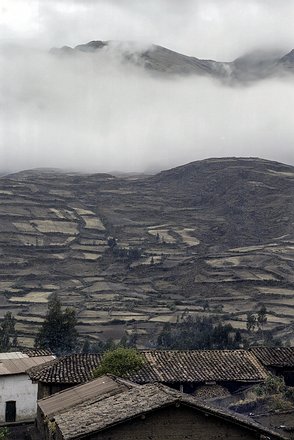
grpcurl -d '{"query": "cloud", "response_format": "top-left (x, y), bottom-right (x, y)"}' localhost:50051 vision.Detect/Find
top-left (1, 0), bottom-right (294, 59)
top-left (0, 46), bottom-right (293, 173)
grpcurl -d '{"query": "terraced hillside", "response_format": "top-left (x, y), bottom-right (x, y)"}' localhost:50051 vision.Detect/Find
top-left (0, 158), bottom-right (293, 347)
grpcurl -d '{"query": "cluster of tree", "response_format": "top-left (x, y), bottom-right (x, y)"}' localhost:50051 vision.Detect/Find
top-left (34, 293), bottom-right (78, 355)
top-left (107, 237), bottom-right (142, 262)
top-left (246, 305), bottom-right (267, 333)
top-left (0, 312), bottom-right (17, 352)
top-left (81, 333), bottom-right (137, 354)
top-left (157, 316), bottom-right (243, 350)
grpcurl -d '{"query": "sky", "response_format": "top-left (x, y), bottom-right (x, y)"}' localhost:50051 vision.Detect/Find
top-left (0, 0), bottom-right (294, 172)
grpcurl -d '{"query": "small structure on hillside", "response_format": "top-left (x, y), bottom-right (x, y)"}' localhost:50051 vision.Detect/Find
top-left (250, 347), bottom-right (294, 386)
top-left (36, 376), bottom-right (286, 440)
top-left (0, 351), bottom-right (55, 423)
top-left (28, 350), bottom-right (268, 399)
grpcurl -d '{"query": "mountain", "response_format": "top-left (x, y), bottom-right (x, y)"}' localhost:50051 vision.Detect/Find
top-left (0, 157), bottom-right (293, 347)
top-left (52, 41), bottom-right (294, 82)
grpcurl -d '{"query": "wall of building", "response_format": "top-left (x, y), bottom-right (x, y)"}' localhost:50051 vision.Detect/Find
top-left (38, 382), bottom-right (73, 400)
top-left (55, 405), bottom-right (269, 440)
top-left (0, 374), bottom-right (38, 422)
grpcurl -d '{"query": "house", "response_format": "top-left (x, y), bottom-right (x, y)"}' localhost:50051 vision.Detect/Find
top-left (36, 376), bottom-right (287, 440)
top-left (28, 350), bottom-right (268, 399)
top-left (130, 350), bottom-right (268, 394)
top-left (0, 351), bottom-right (55, 423)
top-left (250, 347), bottom-right (294, 386)
top-left (36, 375), bottom-right (135, 439)
top-left (28, 353), bottom-right (102, 398)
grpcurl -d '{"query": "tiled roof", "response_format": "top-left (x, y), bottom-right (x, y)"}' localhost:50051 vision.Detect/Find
top-left (54, 383), bottom-right (286, 440)
top-left (130, 350), bottom-right (268, 383)
top-left (21, 348), bottom-right (53, 357)
top-left (28, 350), bottom-right (267, 384)
top-left (250, 347), bottom-right (294, 368)
top-left (38, 375), bottom-right (135, 418)
top-left (28, 353), bottom-right (102, 384)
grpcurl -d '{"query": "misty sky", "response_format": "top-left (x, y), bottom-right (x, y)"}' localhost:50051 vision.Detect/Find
top-left (0, 0), bottom-right (294, 172)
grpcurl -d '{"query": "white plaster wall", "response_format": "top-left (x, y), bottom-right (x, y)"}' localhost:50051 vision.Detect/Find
top-left (0, 374), bottom-right (38, 422)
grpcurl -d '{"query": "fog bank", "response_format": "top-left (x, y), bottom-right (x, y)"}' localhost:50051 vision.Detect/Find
top-left (0, 47), bottom-right (294, 173)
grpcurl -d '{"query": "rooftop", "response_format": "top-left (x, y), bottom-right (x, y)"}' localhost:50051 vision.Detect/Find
top-left (53, 382), bottom-right (286, 440)
top-left (0, 355), bottom-right (55, 376)
top-left (38, 375), bottom-right (135, 418)
top-left (130, 350), bottom-right (268, 383)
top-left (250, 347), bottom-right (294, 368)
top-left (28, 353), bottom-right (102, 384)
top-left (28, 350), bottom-right (268, 384)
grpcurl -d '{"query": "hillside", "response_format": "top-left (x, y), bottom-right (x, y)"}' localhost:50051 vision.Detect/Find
top-left (0, 157), bottom-right (293, 347)
top-left (52, 41), bottom-right (294, 82)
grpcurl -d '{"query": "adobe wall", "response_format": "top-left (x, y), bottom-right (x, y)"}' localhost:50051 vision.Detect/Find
top-left (0, 373), bottom-right (38, 422)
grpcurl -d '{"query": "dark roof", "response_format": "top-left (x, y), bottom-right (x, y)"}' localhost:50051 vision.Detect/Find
top-left (131, 350), bottom-right (268, 383)
top-left (250, 347), bottom-right (294, 368)
top-left (28, 350), bottom-right (267, 384)
top-left (28, 353), bottom-right (102, 384)
top-left (54, 383), bottom-right (286, 440)
top-left (38, 375), bottom-right (135, 418)
top-left (21, 348), bottom-right (53, 357)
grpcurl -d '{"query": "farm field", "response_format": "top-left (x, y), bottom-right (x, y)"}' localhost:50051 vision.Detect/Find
top-left (0, 157), bottom-right (293, 347)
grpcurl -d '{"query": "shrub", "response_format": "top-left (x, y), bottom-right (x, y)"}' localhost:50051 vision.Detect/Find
top-left (93, 347), bottom-right (145, 378)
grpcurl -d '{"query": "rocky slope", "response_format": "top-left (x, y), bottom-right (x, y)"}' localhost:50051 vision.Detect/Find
top-left (0, 157), bottom-right (293, 347)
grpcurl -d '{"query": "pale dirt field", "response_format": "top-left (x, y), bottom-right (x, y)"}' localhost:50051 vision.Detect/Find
top-left (82, 216), bottom-right (105, 230)
top-left (9, 291), bottom-right (51, 303)
top-left (174, 228), bottom-right (200, 246)
top-left (31, 220), bottom-right (79, 234)
top-left (148, 228), bottom-right (177, 243)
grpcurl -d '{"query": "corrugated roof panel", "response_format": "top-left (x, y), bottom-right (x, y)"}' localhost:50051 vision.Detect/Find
top-left (0, 355), bottom-right (55, 376)
top-left (0, 352), bottom-right (28, 360)
top-left (38, 376), bottom-right (130, 417)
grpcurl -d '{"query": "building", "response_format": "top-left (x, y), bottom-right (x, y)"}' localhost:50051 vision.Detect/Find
top-left (250, 347), bottom-right (294, 386)
top-left (28, 350), bottom-right (268, 399)
top-left (28, 353), bottom-right (102, 398)
top-left (36, 375), bottom-right (135, 439)
top-left (0, 351), bottom-right (55, 423)
top-left (131, 350), bottom-right (268, 393)
top-left (36, 376), bottom-right (286, 440)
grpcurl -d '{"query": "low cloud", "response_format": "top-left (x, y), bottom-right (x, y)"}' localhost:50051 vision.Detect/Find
top-left (0, 46), bottom-right (293, 173)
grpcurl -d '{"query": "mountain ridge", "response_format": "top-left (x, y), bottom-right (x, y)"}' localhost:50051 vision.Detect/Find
top-left (51, 40), bottom-right (294, 82)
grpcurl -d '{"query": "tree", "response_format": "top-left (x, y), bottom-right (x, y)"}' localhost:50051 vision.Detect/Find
top-left (157, 316), bottom-right (242, 350)
top-left (93, 347), bottom-right (145, 378)
top-left (0, 312), bottom-right (17, 352)
top-left (246, 312), bottom-right (257, 332)
top-left (257, 305), bottom-right (267, 330)
top-left (35, 293), bottom-right (78, 355)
